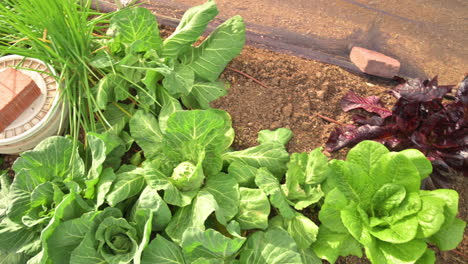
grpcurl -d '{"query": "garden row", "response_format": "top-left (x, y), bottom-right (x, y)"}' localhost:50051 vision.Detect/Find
top-left (0, 1), bottom-right (465, 264)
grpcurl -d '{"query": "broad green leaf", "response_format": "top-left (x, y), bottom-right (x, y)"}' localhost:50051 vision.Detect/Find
top-left (340, 203), bottom-right (373, 245)
top-left (286, 214), bottom-right (319, 249)
top-left (203, 173), bottom-right (240, 225)
top-left (284, 153), bottom-right (308, 200)
top-left (162, 1), bottom-right (218, 58)
top-left (228, 161), bottom-right (258, 188)
top-left (106, 166), bottom-right (146, 206)
top-left (419, 189), bottom-right (459, 222)
top-left (109, 7), bottom-right (162, 52)
top-left (181, 81), bottom-right (228, 109)
top-left (319, 188), bottom-right (349, 233)
top-left (45, 211), bottom-right (99, 264)
top-left (378, 239), bottom-right (427, 264)
top-left (181, 16), bottom-right (245, 81)
top-left (385, 192), bottom-right (421, 224)
top-left (346, 140), bottom-right (389, 175)
top-left (159, 96), bottom-right (183, 133)
top-left (428, 217), bottom-right (466, 250)
top-left (166, 192), bottom-right (217, 243)
top-left (222, 143), bottom-right (290, 179)
top-left (142, 235), bottom-right (186, 264)
top-left (416, 195), bottom-right (445, 238)
top-left (415, 249), bottom-right (435, 264)
top-left (236, 188), bottom-right (270, 230)
top-left (0, 219), bottom-right (37, 255)
top-left (96, 102), bottom-right (134, 135)
top-left (370, 152), bottom-right (421, 192)
top-left (371, 184), bottom-right (406, 217)
top-left (312, 226), bottom-right (362, 264)
top-left (84, 134), bottom-right (107, 199)
top-left (94, 73), bottom-right (130, 110)
top-left (299, 248), bottom-right (322, 264)
top-left (399, 149), bottom-right (432, 180)
top-left (130, 110), bottom-right (163, 158)
top-left (131, 187), bottom-right (172, 232)
top-left (181, 227), bottom-right (245, 263)
top-left (239, 227), bottom-right (303, 264)
top-left (162, 64), bottom-right (195, 97)
top-left (258, 128), bottom-right (293, 146)
top-left (95, 168), bottom-right (116, 208)
top-left (304, 147), bottom-right (330, 185)
top-left (255, 168), bottom-right (295, 219)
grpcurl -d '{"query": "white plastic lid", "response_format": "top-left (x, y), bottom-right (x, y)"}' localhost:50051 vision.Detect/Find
top-left (0, 55), bottom-right (60, 145)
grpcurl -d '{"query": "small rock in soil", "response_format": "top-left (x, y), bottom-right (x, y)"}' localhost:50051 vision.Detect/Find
top-left (350, 46), bottom-right (400, 78)
top-left (282, 104), bottom-right (293, 117)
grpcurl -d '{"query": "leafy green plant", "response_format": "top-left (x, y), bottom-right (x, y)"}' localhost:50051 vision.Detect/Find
top-left (92, 0), bottom-right (245, 115)
top-left (312, 140), bottom-right (466, 263)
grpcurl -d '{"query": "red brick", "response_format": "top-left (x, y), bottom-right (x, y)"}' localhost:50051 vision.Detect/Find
top-left (350, 47), bottom-right (400, 78)
top-left (0, 68), bottom-right (41, 132)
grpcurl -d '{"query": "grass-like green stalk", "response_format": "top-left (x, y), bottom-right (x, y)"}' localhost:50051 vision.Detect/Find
top-left (0, 0), bottom-right (115, 142)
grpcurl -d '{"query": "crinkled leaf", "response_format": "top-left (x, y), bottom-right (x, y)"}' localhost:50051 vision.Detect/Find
top-left (346, 140), bottom-right (389, 175)
top-left (428, 217), bottom-right (466, 251)
top-left (378, 239), bottom-right (427, 264)
top-left (371, 184), bottom-right (406, 217)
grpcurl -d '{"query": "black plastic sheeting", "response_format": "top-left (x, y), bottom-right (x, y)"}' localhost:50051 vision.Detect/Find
top-left (93, 0), bottom-right (467, 83)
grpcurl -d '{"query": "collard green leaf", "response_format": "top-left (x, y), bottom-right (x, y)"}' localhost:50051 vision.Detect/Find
top-left (239, 227), bottom-right (303, 264)
top-left (108, 7), bottom-right (162, 52)
top-left (106, 166), bottom-right (146, 206)
top-left (131, 187), bottom-right (172, 232)
top-left (94, 73), bottom-right (130, 110)
top-left (159, 96), bottom-right (183, 133)
top-left (142, 235), bottom-right (186, 264)
top-left (181, 81), bottom-right (228, 109)
top-left (181, 16), bottom-right (245, 81)
top-left (84, 134), bottom-right (107, 199)
top-left (162, 1), bottom-right (218, 58)
top-left (202, 173), bottom-right (240, 225)
top-left (0, 219), bottom-right (37, 255)
top-left (95, 168), bottom-right (116, 208)
top-left (162, 64), bottom-right (195, 97)
top-left (257, 128), bottom-right (293, 146)
top-left (181, 227), bottom-right (245, 263)
top-left (255, 168), bottom-right (295, 219)
top-left (227, 161), bottom-right (258, 188)
top-left (130, 110), bottom-right (164, 159)
top-left (166, 191), bottom-right (217, 243)
top-left (304, 147), bottom-right (330, 185)
top-left (235, 188), bottom-right (270, 230)
top-left (222, 143), bottom-right (289, 179)
top-left (312, 226), bottom-right (362, 264)
top-left (286, 214), bottom-right (319, 249)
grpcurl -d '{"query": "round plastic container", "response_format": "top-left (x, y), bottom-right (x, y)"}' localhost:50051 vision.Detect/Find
top-left (0, 55), bottom-right (66, 154)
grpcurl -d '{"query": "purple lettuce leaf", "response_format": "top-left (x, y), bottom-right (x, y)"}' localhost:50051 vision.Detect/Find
top-left (392, 76), bottom-right (454, 102)
top-left (341, 91), bottom-right (392, 118)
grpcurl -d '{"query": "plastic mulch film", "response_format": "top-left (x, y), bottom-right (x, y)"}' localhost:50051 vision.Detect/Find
top-left (96, 0), bottom-right (468, 84)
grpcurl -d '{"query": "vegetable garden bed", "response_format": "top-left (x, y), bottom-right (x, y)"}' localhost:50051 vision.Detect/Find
top-left (0, 1), bottom-right (466, 264)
